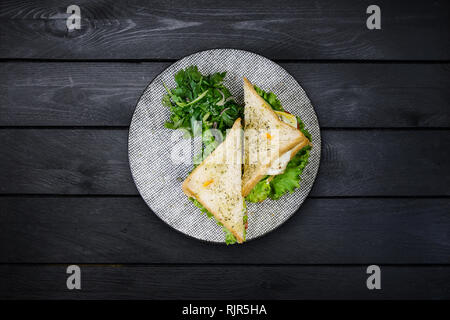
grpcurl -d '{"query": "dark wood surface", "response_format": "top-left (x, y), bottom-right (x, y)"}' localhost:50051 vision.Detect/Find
top-left (0, 0), bottom-right (449, 60)
top-left (1, 197), bottom-right (449, 264)
top-left (0, 0), bottom-right (449, 300)
top-left (1, 265), bottom-right (448, 299)
top-left (1, 62), bottom-right (449, 127)
top-left (1, 129), bottom-right (449, 196)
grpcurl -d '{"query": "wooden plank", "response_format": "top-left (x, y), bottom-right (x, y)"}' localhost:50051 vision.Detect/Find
top-left (1, 264), bottom-right (449, 299)
top-left (0, 129), bottom-right (136, 194)
top-left (0, 0), bottom-right (448, 60)
top-left (0, 197), bottom-right (449, 264)
top-left (1, 62), bottom-right (449, 127)
top-left (0, 129), bottom-right (449, 196)
top-left (0, 62), bottom-right (168, 126)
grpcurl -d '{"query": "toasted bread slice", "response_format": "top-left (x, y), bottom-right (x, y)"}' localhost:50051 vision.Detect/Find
top-left (288, 139), bottom-right (311, 160)
top-left (182, 118), bottom-right (245, 243)
top-left (242, 78), bottom-right (309, 197)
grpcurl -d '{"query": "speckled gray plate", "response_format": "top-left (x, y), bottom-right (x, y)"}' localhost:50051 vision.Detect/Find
top-left (128, 49), bottom-right (321, 243)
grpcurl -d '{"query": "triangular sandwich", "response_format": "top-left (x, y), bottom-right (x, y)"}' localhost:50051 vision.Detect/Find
top-left (182, 118), bottom-right (246, 243)
top-left (242, 78), bottom-right (310, 197)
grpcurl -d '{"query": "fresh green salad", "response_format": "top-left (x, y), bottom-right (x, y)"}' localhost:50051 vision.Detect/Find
top-left (245, 86), bottom-right (312, 203)
top-left (163, 66), bottom-right (243, 160)
top-left (162, 66), bottom-right (244, 245)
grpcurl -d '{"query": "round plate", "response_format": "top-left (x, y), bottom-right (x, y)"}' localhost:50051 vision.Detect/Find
top-left (128, 49), bottom-right (321, 243)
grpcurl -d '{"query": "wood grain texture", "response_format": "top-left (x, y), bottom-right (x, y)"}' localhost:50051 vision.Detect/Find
top-left (0, 129), bottom-right (449, 196)
top-left (0, 197), bottom-right (448, 264)
top-left (0, 0), bottom-right (449, 60)
top-left (1, 264), bottom-right (449, 299)
top-left (1, 62), bottom-right (449, 127)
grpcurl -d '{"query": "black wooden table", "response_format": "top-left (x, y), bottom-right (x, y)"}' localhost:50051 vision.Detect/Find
top-left (0, 0), bottom-right (449, 300)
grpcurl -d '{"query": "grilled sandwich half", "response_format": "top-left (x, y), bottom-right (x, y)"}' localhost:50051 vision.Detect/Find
top-left (242, 78), bottom-right (310, 197)
top-left (182, 118), bottom-right (246, 243)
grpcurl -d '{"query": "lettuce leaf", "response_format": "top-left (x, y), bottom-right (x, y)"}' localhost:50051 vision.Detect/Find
top-left (269, 146), bottom-right (311, 200)
top-left (246, 177), bottom-right (271, 202)
top-left (297, 116), bottom-right (312, 142)
top-left (253, 85), bottom-right (284, 111)
top-left (223, 227), bottom-right (238, 245)
top-left (191, 198), bottom-right (213, 218)
top-left (246, 146), bottom-right (311, 202)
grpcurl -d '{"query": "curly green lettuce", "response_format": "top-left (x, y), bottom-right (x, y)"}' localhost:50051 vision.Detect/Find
top-left (246, 86), bottom-right (312, 203)
top-left (246, 146), bottom-right (311, 202)
top-left (297, 116), bottom-right (312, 141)
top-left (245, 176), bottom-right (271, 203)
top-left (253, 85), bottom-right (284, 111)
top-left (269, 145), bottom-right (311, 200)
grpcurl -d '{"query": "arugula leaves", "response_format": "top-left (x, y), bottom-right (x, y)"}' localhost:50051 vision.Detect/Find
top-left (246, 86), bottom-right (312, 203)
top-left (163, 66), bottom-right (243, 138)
